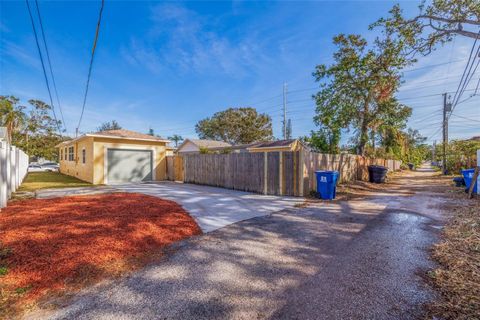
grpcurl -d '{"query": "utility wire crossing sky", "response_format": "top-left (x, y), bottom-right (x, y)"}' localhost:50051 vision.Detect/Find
top-left (1, 1), bottom-right (479, 144)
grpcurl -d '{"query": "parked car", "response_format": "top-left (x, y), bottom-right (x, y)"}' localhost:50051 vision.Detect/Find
top-left (28, 162), bottom-right (59, 172)
top-left (40, 162), bottom-right (59, 171)
top-left (28, 164), bottom-right (44, 172)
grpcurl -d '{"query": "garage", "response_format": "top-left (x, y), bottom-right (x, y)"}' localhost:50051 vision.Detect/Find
top-left (106, 148), bottom-right (153, 184)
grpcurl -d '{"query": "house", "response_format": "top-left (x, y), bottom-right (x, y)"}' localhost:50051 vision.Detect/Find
top-left (208, 139), bottom-right (309, 153)
top-left (176, 139), bottom-right (231, 154)
top-left (56, 129), bottom-right (170, 184)
top-left (241, 139), bottom-right (308, 153)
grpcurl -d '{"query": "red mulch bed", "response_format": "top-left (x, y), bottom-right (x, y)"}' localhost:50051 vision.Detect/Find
top-left (0, 193), bottom-right (201, 316)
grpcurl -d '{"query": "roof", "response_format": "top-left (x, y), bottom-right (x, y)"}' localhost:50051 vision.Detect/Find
top-left (177, 139), bottom-right (231, 151)
top-left (248, 139), bottom-right (297, 149)
top-left (93, 129), bottom-right (168, 141)
top-left (56, 129), bottom-right (170, 147)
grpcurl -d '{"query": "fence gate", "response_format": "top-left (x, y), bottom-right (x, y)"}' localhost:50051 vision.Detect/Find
top-left (166, 155), bottom-right (184, 181)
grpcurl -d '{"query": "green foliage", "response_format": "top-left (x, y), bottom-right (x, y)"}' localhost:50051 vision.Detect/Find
top-left (313, 34), bottom-right (414, 155)
top-left (14, 286), bottom-right (31, 296)
top-left (372, 1), bottom-right (480, 55)
top-left (285, 119), bottom-right (292, 139)
top-left (97, 120), bottom-right (121, 131)
top-left (0, 96), bottom-right (26, 142)
top-left (195, 107), bottom-right (273, 144)
top-left (369, 128), bottom-right (430, 165)
top-left (1, 96), bottom-right (65, 161)
top-left (435, 139), bottom-right (480, 174)
top-left (199, 146), bottom-right (212, 154)
top-left (301, 128), bottom-right (341, 154)
top-left (167, 134), bottom-right (183, 147)
top-left (0, 266), bottom-right (8, 276)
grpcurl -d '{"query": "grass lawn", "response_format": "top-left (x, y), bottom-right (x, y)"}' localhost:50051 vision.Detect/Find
top-left (0, 193), bottom-right (201, 318)
top-left (17, 171), bottom-right (92, 192)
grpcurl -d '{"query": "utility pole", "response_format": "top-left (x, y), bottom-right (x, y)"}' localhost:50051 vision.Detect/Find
top-left (432, 140), bottom-right (436, 163)
top-left (442, 93), bottom-right (451, 175)
top-left (283, 82), bottom-right (287, 140)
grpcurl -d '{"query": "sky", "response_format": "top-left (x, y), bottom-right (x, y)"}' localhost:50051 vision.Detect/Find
top-left (1, 0), bottom-right (479, 145)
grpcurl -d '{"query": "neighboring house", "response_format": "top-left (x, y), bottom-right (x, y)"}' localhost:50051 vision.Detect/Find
top-left (242, 139), bottom-right (308, 153)
top-left (176, 139), bottom-right (231, 154)
top-left (166, 146), bottom-right (176, 156)
top-left (208, 139), bottom-right (309, 153)
top-left (56, 129), bottom-right (170, 184)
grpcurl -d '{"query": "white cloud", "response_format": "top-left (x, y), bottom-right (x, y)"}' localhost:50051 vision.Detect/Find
top-left (121, 3), bottom-right (268, 77)
top-left (1, 39), bottom-right (40, 69)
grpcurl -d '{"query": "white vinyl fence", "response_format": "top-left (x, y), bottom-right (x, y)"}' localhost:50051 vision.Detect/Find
top-left (0, 141), bottom-right (29, 209)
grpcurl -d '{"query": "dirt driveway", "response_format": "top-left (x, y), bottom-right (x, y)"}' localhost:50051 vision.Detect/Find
top-left (28, 168), bottom-right (453, 320)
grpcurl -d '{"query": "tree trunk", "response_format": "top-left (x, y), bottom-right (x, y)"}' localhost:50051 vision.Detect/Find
top-left (358, 94), bottom-right (372, 156)
top-left (371, 129), bottom-right (376, 151)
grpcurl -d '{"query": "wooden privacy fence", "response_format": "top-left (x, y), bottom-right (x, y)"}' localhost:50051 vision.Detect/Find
top-left (166, 155), bottom-right (184, 181)
top-left (180, 152), bottom-right (302, 196)
top-left (166, 151), bottom-right (402, 197)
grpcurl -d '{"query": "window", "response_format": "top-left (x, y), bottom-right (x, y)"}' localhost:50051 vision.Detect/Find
top-left (64, 147), bottom-right (67, 160)
top-left (60, 149), bottom-right (63, 161)
top-left (82, 148), bottom-right (86, 164)
top-left (68, 146), bottom-right (74, 161)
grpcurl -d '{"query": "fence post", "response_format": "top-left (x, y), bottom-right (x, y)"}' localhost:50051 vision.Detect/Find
top-left (0, 141), bottom-right (7, 209)
top-left (279, 151), bottom-right (284, 195)
top-left (15, 147), bottom-right (20, 189)
top-left (299, 150), bottom-right (305, 197)
top-left (9, 146), bottom-right (16, 194)
top-left (263, 152), bottom-right (268, 195)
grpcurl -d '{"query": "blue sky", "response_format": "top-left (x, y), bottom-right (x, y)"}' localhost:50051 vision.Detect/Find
top-left (1, 0), bottom-right (478, 144)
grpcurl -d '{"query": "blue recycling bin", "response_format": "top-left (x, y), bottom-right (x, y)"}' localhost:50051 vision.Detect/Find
top-left (461, 169), bottom-right (477, 193)
top-left (315, 170), bottom-right (339, 200)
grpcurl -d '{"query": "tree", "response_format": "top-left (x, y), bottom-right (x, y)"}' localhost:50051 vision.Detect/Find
top-left (195, 107), bottom-right (273, 144)
top-left (97, 120), bottom-right (121, 131)
top-left (285, 119), bottom-right (292, 140)
top-left (167, 134), bottom-right (183, 147)
top-left (313, 34), bottom-right (414, 155)
top-left (2, 97), bottom-right (65, 160)
top-left (372, 1), bottom-right (480, 55)
top-left (301, 128), bottom-right (341, 154)
top-left (0, 96), bottom-right (26, 142)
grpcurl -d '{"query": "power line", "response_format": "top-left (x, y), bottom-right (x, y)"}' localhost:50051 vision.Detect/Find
top-left (25, 0), bottom-right (62, 134)
top-left (449, 30), bottom-right (480, 116)
top-left (34, 0), bottom-right (66, 132)
top-left (450, 113), bottom-right (480, 123)
top-left (76, 0), bottom-right (105, 137)
top-left (402, 58), bottom-right (467, 73)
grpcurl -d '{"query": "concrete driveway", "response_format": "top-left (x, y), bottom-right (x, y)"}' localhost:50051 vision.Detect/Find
top-left (113, 182), bottom-right (303, 232)
top-left (37, 182), bottom-right (303, 233)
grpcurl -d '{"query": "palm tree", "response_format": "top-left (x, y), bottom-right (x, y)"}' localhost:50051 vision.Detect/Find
top-left (0, 96), bottom-right (26, 142)
top-left (167, 134), bottom-right (183, 148)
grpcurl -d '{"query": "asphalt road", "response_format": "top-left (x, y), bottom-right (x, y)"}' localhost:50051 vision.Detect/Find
top-left (27, 168), bottom-right (449, 320)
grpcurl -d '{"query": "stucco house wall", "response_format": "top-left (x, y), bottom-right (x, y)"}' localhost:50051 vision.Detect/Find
top-left (58, 130), bottom-right (169, 185)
